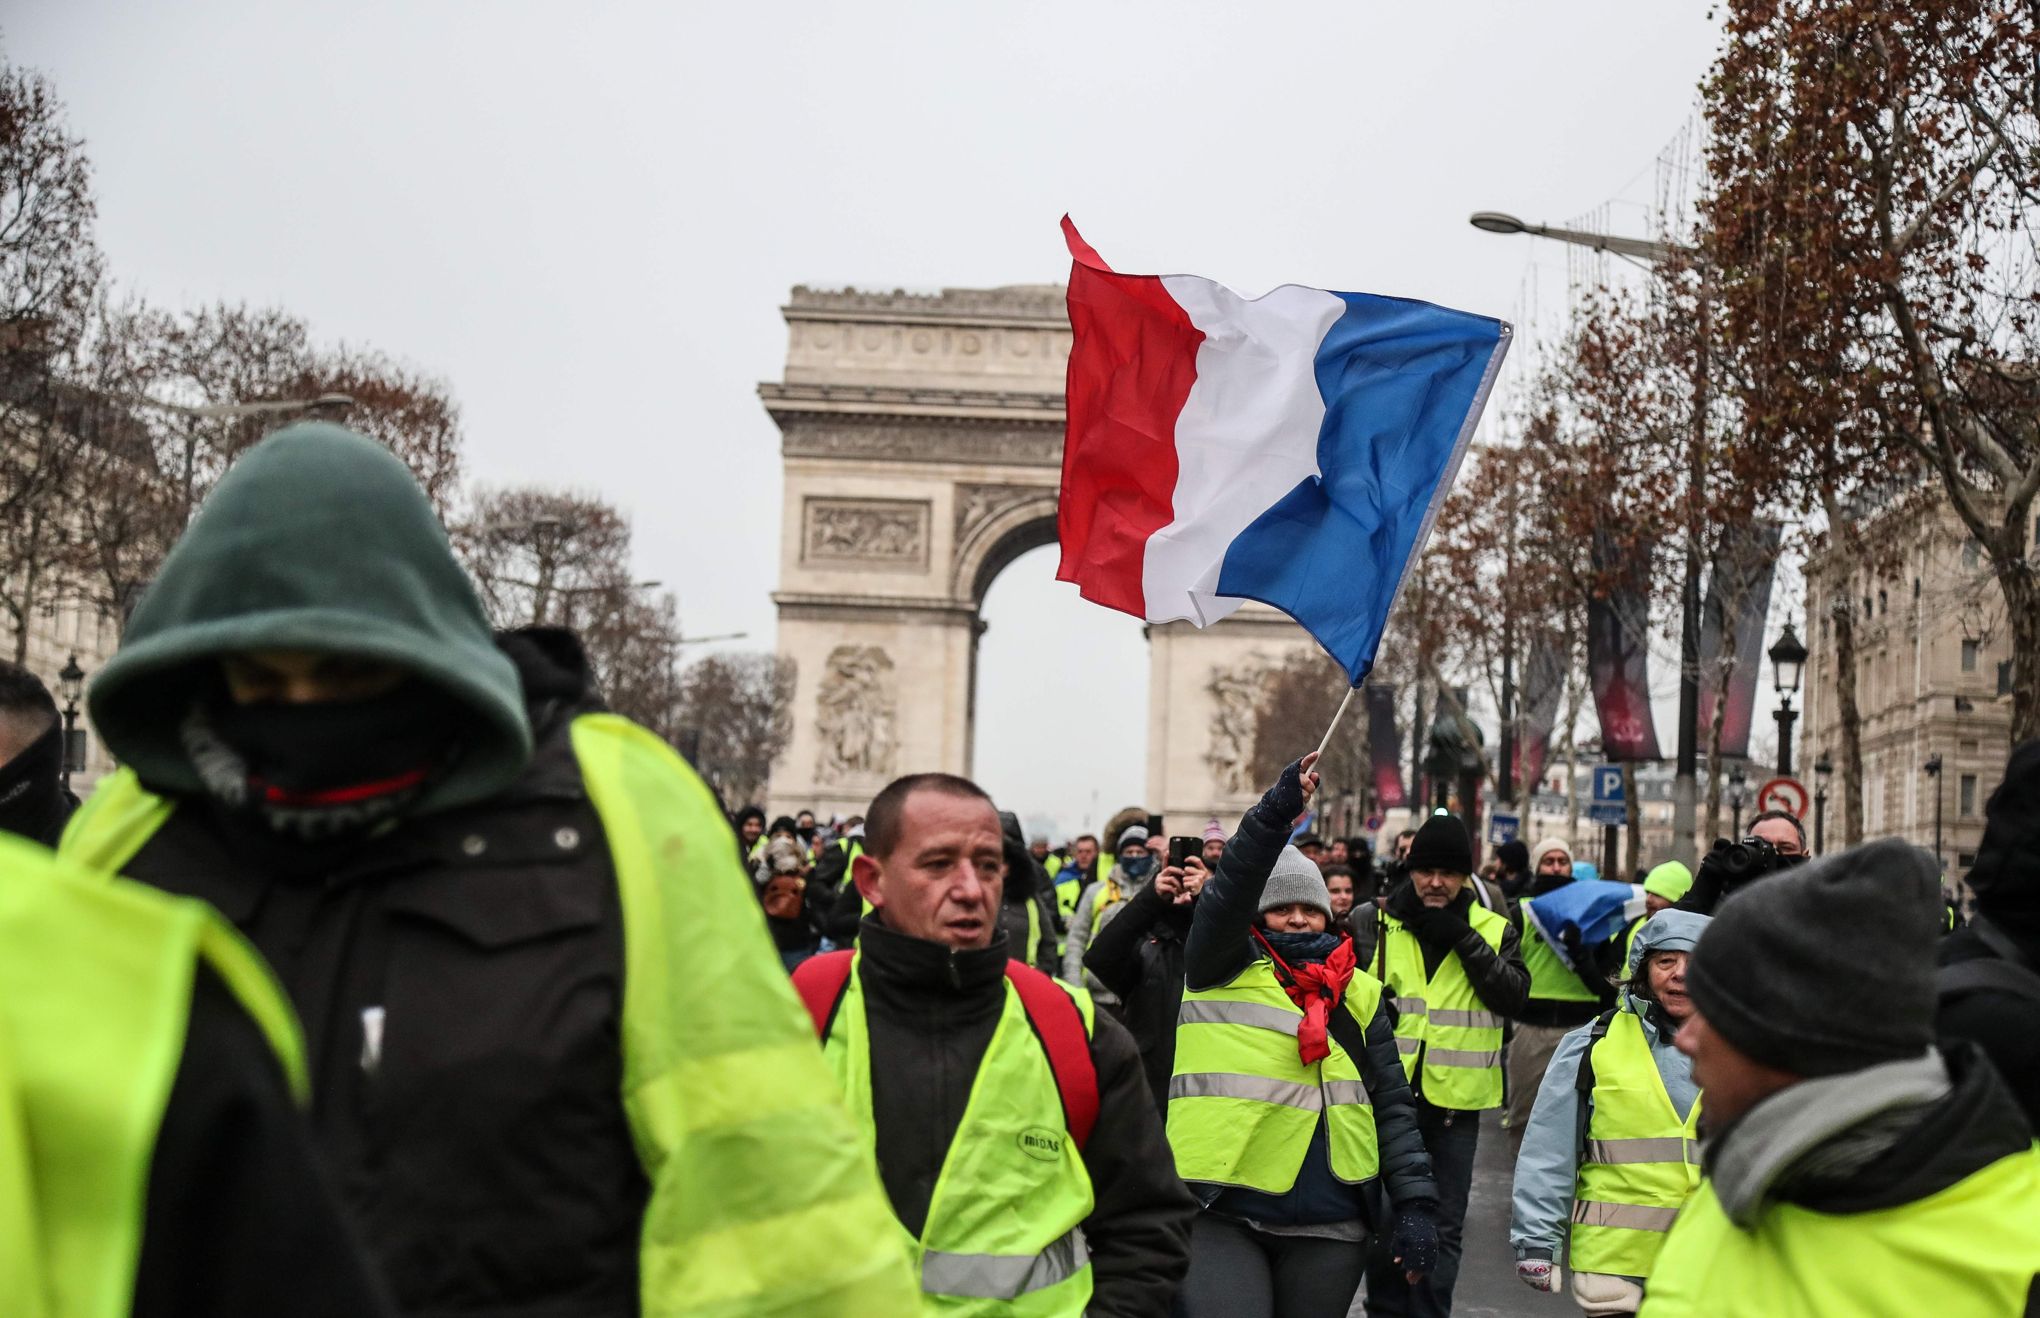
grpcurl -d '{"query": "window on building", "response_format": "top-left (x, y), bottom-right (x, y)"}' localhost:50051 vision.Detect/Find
top-left (1962, 639), bottom-right (1980, 673)
top-left (1913, 577), bottom-right (1921, 599)
top-left (1960, 773), bottom-right (1978, 817)
top-left (1963, 537), bottom-right (1981, 567)
top-left (1959, 739), bottom-right (1980, 754)
top-left (1958, 851), bottom-right (1978, 870)
top-left (1863, 594), bottom-right (1874, 618)
top-left (2001, 661), bottom-right (2016, 697)
top-left (1878, 589), bottom-right (1889, 615)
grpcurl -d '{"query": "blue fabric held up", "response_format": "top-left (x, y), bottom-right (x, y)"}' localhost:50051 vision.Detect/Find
top-left (1525, 880), bottom-right (1638, 969)
top-left (1214, 294), bottom-right (1510, 684)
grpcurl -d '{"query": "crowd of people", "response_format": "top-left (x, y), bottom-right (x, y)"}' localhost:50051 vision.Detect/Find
top-left (1, 420), bottom-right (2038, 1318)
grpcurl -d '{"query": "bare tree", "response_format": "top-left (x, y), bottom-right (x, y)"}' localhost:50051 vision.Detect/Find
top-left (674, 652), bottom-right (795, 808)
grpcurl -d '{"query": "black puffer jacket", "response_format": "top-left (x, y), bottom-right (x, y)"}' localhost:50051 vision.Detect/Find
top-left (853, 916), bottom-right (1196, 1318)
top-left (1938, 739), bottom-right (2040, 1132)
top-left (1182, 809), bottom-right (1438, 1224)
top-left (1083, 879), bottom-right (1194, 1114)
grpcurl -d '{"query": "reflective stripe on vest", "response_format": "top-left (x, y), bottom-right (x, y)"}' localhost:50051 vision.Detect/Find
top-left (920, 1228), bottom-right (1089, 1302)
top-left (0, 837), bottom-right (307, 1318)
top-left (822, 950), bottom-right (1097, 1316)
top-left (1373, 905), bottom-right (1509, 1110)
top-left (1167, 958), bottom-right (1384, 1193)
top-left (1568, 1008), bottom-right (1704, 1278)
top-left (1640, 1153), bottom-right (2040, 1318)
top-left (1520, 914), bottom-right (1601, 1003)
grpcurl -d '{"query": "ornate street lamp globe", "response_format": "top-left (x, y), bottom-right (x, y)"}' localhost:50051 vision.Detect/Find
top-left (1769, 622), bottom-right (1808, 696)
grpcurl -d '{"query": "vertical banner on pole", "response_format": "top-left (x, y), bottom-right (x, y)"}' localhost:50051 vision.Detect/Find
top-left (1587, 531), bottom-right (1662, 762)
top-left (1696, 521), bottom-right (1783, 759)
top-left (1365, 683), bottom-right (1406, 809)
top-left (1516, 637), bottom-right (1567, 792)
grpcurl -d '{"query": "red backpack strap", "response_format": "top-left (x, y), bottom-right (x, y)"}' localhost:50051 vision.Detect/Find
top-left (1004, 962), bottom-right (1099, 1152)
top-left (791, 950), bottom-right (855, 1038)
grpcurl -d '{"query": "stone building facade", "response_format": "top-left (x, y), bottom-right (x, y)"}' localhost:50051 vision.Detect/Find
top-left (759, 284), bottom-right (1317, 826)
top-left (1801, 497), bottom-right (2015, 886)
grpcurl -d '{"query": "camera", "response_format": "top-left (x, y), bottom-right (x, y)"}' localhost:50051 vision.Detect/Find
top-left (1717, 835), bottom-right (1793, 881)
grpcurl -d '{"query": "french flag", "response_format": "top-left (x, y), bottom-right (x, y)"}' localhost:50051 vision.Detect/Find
top-left (1056, 218), bottom-right (1511, 684)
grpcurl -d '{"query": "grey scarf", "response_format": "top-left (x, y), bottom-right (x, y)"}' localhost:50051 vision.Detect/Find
top-left (1708, 1050), bottom-right (1951, 1227)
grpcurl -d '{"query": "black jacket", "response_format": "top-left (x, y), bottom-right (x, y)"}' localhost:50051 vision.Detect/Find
top-left (112, 636), bottom-right (649, 1316)
top-left (999, 836), bottom-right (1061, 974)
top-left (1939, 739), bottom-right (2040, 1134)
top-left (1182, 810), bottom-right (1438, 1219)
top-left (853, 916), bottom-right (1195, 1318)
top-left (1082, 880), bottom-right (1194, 1113)
top-left (133, 966), bottom-right (395, 1318)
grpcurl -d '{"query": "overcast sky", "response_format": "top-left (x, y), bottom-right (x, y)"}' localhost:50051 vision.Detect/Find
top-left (13, 2), bottom-right (1739, 839)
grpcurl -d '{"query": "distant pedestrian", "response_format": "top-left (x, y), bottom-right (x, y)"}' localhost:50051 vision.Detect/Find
top-left (1084, 852), bottom-right (1207, 1114)
top-left (1064, 824), bottom-right (1157, 1010)
top-left (1644, 838), bottom-right (2040, 1316)
top-left (1174, 755), bottom-right (1438, 1318)
top-left (1200, 818), bottom-right (1227, 869)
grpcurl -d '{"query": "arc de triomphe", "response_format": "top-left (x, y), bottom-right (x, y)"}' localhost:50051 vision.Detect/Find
top-left (760, 283), bottom-right (1317, 831)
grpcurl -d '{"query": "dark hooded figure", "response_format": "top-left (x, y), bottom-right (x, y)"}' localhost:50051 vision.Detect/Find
top-left (56, 424), bottom-right (916, 1314)
top-left (1937, 739), bottom-right (2040, 1131)
top-left (0, 661), bottom-right (78, 845)
top-left (998, 808), bottom-right (1059, 973)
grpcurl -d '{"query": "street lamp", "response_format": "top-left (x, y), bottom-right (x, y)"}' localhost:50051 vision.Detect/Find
top-left (1922, 754), bottom-right (1944, 871)
top-left (1470, 207), bottom-right (1707, 869)
top-left (1728, 763), bottom-right (1748, 838)
top-left (1769, 621), bottom-right (1807, 778)
top-left (56, 653), bottom-right (84, 791)
top-left (1813, 753), bottom-right (1833, 855)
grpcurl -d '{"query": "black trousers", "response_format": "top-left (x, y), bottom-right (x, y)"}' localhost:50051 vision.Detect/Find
top-left (1179, 1212), bottom-right (1367, 1318)
top-left (1364, 1100), bottom-right (1479, 1318)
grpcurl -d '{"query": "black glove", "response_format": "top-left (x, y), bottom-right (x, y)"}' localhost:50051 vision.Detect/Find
top-left (1421, 899), bottom-right (1471, 940)
top-left (1247, 759), bottom-right (1309, 832)
top-left (1558, 924), bottom-right (1589, 970)
top-left (1390, 1208), bottom-right (1439, 1278)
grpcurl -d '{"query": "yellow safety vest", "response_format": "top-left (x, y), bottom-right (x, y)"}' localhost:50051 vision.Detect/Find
top-left (1520, 912), bottom-right (1602, 1003)
top-left (821, 952), bottom-right (1097, 1316)
top-left (1168, 958), bottom-right (1384, 1192)
top-left (1372, 904), bottom-right (1509, 1110)
top-left (61, 714), bottom-right (920, 1316)
top-left (1639, 1146), bottom-right (2040, 1317)
top-left (1569, 1009), bottom-right (1703, 1278)
top-left (0, 835), bottom-right (307, 1318)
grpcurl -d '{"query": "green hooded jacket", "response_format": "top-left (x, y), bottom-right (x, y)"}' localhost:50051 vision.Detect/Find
top-left (88, 423), bottom-right (531, 814)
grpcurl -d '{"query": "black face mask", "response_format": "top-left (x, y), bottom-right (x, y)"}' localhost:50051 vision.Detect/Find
top-left (187, 682), bottom-right (461, 842)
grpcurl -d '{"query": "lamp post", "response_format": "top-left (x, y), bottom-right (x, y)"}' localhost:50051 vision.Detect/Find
top-left (1923, 754), bottom-right (1944, 871)
top-left (56, 653), bottom-right (84, 792)
top-left (1728, 762), bottom-right (1748, 837)
top-left (1813, 753), bottom-right (1833, 855)
top-left (1470, 209), bottom-right (1707, 868)
top-left (1769, 621), bottom-right (1807, 778)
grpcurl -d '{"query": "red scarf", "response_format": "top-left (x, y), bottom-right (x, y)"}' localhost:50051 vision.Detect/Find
top-left (1253, 929), bottom-right (1358, 1064)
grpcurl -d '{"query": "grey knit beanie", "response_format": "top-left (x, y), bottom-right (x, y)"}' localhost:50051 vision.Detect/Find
top-left (1685, 837), bottom-right (1943, 1079)
top-left (1259, 845), bottom-right (1333, 921)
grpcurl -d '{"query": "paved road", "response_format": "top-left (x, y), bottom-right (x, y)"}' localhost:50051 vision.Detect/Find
top-left (1351, 1112), bottom-right (1575, 1317)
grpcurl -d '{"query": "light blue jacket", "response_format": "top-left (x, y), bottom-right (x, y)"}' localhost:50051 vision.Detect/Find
top-left (1509, 910), bottom-right (1710, 1265)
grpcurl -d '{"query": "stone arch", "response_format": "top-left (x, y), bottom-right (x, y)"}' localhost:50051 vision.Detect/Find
top-left (951, 489), bottom-right (1061, 607)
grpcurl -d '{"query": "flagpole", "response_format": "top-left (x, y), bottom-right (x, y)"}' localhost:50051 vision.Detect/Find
top-left (1315, 685), bottom-right (1360, 762)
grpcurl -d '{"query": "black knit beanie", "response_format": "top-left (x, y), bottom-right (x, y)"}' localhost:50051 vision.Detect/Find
top-left (1495, 839), bottom-right (1529, 874)
top-left (1405, 814), bottom-right (1473, 875)
top-left (1686, 837), bottom-right (1943, 1079)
